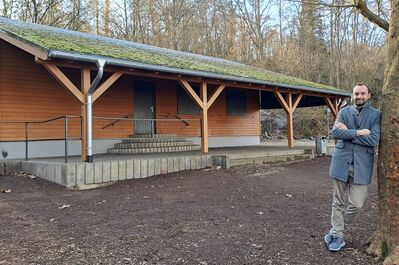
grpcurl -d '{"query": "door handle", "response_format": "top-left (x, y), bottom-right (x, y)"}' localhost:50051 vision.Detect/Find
top-left (150, 106), bottom-right (154, 112)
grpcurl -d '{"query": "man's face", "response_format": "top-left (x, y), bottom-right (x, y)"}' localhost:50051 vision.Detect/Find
top-left (352, 85), bottom-right (370, 106)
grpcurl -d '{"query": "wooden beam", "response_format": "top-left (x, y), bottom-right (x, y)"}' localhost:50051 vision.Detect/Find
top-left (274, 91), bottom-right (301, 148)
top-left (273, 91), bottom-right (290, 113)
top-left (207, 84), bottom-right (225, 110)
top-left (178, 79), bottom-right (204, 108)
top-left (287, 111), bottom-right (294, 148)
top-left (81, 68), bottom-right (91, 161)
top-left (200, 82), bottom-right (208, 153)
top-left (292, 93), bottom-right (303, 111)
top-left (286, 93), bottom-right (294, 148)
top-left (286, 92), bottom-right (293, 109)
top-left (337, 97), bottom-right (347, 110)
top-left (92, 72), bottom-right (123, 102)
top-left (40, 62), bottom-right (84, 104)
top-left (324, 96), bottom-right (338, 119)
top-left (1, 32), bottom-right (48, 60)
top-left (43, 61), bottom-right (349, 104)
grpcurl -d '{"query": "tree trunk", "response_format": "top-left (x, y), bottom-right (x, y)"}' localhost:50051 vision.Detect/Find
top-left (367, 1), bottom-right (399, 264)
top-left (104, 0), bottom-right (110, 36)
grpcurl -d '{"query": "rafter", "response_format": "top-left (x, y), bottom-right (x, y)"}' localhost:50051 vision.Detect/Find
top-left (2, 33), bottom-right (48, 60)
top-left (324, 96), bottom-right (338, 118)
top-left (92, 72), bottom-right (123, 102)
top-left (292, 94), bottom-right (303, 111)
top-left (178, 79), bottom-right (204, 109)
top-left (273, 91), bottom-right (290, 113)
top-left (207, 84), bottom-right (225, 110)
top-left (40, 62), bottom-right (84, 103)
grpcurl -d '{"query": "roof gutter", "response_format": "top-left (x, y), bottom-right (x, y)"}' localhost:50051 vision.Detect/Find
top-left (49, 51), bottom-right (105, 162)
top-left (48, 50), bottom-right (351, 97)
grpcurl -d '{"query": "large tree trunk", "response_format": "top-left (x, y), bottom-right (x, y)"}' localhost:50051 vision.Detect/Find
top-left (367, 1), bottom-right (399, 264)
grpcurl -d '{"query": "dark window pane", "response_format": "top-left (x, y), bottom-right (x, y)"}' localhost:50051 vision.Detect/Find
top-left (177, 83), bottom-right (200, 115)
top-left (227, 89), bottom-right (247, 116)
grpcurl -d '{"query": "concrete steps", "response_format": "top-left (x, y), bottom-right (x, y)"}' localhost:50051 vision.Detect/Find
top-left (108, 134), bottom-right (200, 155)
top-left (127, 133), bottom-right (177, 138)
top-left (121, 137), bottom-right (186, 143)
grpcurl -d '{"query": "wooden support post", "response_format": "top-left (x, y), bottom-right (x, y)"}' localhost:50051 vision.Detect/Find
top-left (200, 82), bottom-right (208, 153)
top-left (274, 91), bottom-right (303, 148)
top-left (324, 97), bottom-right (338, 120)
top-left (286, 92), bottom-right (294, 148)
top-left (178, 80), bottom-right (223, 153)
top-left (81, 68), bottom-right (91, 161)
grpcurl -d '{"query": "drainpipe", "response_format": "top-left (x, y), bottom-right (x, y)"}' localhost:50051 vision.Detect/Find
top-left (86, 60), bottom-right (105, 162)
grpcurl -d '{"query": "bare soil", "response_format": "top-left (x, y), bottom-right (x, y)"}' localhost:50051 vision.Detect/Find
top-left (0, 157), bottom-right (382, 265)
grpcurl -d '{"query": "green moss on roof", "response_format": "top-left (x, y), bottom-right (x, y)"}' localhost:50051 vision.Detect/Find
top-left (0, 17), bottom-right (345, 93)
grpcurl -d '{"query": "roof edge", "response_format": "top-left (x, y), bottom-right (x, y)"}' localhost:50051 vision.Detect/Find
top-left (48, 50), bottom-right (351, 97)
top-left (0, 28), bottom-right (48, 60)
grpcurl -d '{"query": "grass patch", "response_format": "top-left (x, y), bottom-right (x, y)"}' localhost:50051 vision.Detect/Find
top-left (382, 240), bottom-right (389, 259)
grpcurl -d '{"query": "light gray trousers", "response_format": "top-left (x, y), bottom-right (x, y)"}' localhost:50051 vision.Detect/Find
top-left (329, 166), bottom-right (368, 237)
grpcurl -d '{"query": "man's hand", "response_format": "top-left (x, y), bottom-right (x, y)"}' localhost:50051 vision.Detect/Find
top-left (356, 129), bottom-right (370, 136)
top-left (336, 122), bottom-right (348, 130)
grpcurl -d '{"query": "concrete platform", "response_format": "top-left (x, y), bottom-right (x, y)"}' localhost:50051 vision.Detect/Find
top-left (0, 142), bottom-right (334, 190)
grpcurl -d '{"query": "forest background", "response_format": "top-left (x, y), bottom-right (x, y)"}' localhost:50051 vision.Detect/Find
top-left (0, 0), bottom-right (389, 139)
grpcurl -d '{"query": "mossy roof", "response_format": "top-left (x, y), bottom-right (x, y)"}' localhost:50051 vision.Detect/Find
top-left (0, 17), bottom-right (349, 96)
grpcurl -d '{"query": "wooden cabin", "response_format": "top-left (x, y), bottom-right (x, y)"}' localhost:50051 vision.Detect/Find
top-left (0, 17), bottom-right (350, 161)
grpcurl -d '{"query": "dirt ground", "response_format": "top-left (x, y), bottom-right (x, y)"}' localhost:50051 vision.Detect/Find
top-left (0, 157), bottom-right (382, 265)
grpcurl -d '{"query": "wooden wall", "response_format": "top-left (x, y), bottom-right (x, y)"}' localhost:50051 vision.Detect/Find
top-left (0, 39), bottom-right (260, 141)
top-left (0, 40), bottom-right (134, 141)
top-left (155, 79), bottom-right (260, 136)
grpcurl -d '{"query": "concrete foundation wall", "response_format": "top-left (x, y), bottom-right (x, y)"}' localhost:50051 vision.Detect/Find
top-left (15, 154), bottom-right (213, 189)
top-left (0, 139), bottom-right (121, 159)
top-left (187, 136), bottom-right (260, 147)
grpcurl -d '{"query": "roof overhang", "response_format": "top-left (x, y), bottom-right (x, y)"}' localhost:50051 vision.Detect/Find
top-left (260, 91), bottom-right (342, 109)
top-left (46, 50), bottom-right (351, 107)
top-left (0, 29), bottom-right (48, 60)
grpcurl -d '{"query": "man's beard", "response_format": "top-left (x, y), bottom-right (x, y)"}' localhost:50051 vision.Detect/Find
top-left (355, 98), bottom-right (368, 106)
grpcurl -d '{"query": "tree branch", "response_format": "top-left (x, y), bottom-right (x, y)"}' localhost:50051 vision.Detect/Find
top-left (355, 0), bottom-right (389, 32)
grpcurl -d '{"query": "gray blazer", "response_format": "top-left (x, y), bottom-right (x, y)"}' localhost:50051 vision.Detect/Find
top-left (329, 103), bottom-right (381, 184)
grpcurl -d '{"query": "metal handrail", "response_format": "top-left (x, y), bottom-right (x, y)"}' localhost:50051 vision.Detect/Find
top-left (0, 115), bottom-right (81, 124)
top-left (102, 113), bottom-right (133, 129)
top-left (0, 115), bottom-right (200, 162)
top-left (93, 116), bottom-right (199, 122)
top-left (93, 116), bottom-right (199, 138)
top-left (0, 115), bottom-right (81, 163)
top-left (175, 115), bottom-right (190, 126)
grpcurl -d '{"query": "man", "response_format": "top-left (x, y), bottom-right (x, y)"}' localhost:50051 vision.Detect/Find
top-left (324, 83), bottom-right (381, 252)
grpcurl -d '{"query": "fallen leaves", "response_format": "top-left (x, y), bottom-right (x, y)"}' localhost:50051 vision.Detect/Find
top-left (0, 188), bottom-right (11, 193)
top-left (58, 204), bottom-right (71, 209)
top-left (10, 171), bottom-right (37, 180)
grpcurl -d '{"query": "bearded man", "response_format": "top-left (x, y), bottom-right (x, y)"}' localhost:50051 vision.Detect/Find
top-left (324, 83), bottom-right (381, 252)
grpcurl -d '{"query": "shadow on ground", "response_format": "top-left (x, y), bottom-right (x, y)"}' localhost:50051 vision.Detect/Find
top-left (0, 157), bottom-right (381, 265)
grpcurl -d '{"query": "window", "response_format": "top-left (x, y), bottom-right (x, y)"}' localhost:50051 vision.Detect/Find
top-left (227, 89), bottom-right (247, 116)
top-left (177, 83), bottom-right (200, 115)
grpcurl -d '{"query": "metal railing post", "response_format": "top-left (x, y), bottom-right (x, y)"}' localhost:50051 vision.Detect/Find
top-left (64, 116), bottom-right (68, 163)
top-left (25, 122), bottom-right (28, 161)
top-left (151, 119), bottom-right (154, 137)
